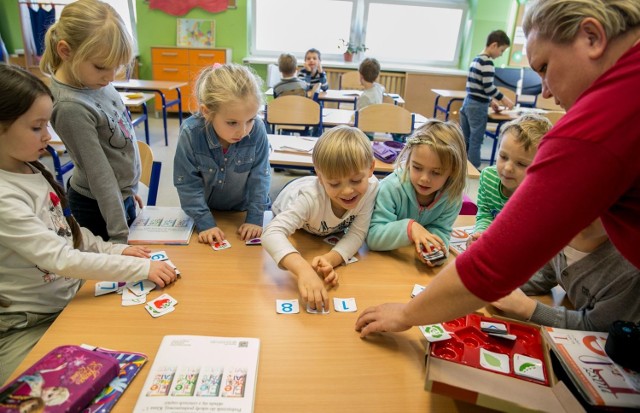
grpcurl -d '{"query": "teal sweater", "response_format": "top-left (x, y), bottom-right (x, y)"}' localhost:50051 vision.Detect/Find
top-left (367, 170), bottom-right (462, 251)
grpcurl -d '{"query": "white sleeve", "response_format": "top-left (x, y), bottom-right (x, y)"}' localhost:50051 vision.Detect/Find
top-left (262, 193), bottom-right (314, 265)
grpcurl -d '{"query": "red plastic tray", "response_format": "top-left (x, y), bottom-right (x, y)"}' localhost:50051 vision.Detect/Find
top-left (429, 314), bottom-right (549, 385)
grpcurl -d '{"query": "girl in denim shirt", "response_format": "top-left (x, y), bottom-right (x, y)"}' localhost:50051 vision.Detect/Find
top-left (174, 64), bottom-right (271, 245)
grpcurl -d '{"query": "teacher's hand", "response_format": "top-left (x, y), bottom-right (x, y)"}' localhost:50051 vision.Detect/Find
top-left (355, 303), bottom-right (412, 338)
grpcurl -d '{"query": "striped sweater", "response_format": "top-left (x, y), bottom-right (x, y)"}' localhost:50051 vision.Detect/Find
top-left (474, 166), bottom-right (509, 232)
top-left (465, 53), bottom-right (503, 103)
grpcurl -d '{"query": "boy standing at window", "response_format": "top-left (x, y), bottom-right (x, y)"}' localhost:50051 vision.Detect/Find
top-left (356, 58), bottom-right (385, 110)
top-left (460, 30), bottom-right (514, 168)
top-left (273, 53), bottom-right (309, 98)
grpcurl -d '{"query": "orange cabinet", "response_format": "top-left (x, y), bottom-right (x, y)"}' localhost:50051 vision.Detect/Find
top-left (151, 46), bottom-right (232, 113)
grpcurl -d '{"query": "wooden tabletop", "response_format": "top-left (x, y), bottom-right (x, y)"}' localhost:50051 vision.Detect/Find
top-left (118, 92), bottom-right (156, 106)
top-left (431, 89), bottom-right (467, 99)
top-left (113, 79), bottom-right (188, 91)
top-left (10, 212), bottom-right (515, 412)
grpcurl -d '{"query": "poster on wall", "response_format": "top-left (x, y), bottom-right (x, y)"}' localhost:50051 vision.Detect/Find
top-left (177, 19), bottom-right (216, 47)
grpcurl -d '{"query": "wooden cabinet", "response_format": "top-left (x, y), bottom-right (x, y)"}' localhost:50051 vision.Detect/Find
top-left (151, 46), bottom-right (232, 113)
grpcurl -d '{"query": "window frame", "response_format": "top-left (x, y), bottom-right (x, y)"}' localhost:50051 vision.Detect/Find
top-left (248, 0), bottom-right (468, 68)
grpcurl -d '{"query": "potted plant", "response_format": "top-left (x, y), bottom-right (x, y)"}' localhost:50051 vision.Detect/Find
top-left (339, 38), bottom-right (367, 62)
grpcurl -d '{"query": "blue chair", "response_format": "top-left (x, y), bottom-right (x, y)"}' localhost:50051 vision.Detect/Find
top-left (45, 144), bottom-right (74, 187)
top-left (136, 140), bottom-right (161, 206)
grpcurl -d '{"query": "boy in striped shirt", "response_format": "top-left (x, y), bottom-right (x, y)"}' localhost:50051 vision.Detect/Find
top-left (460, 30), bottom-right (514, 168)
top-left (468, 114), bottom-right (551, 245)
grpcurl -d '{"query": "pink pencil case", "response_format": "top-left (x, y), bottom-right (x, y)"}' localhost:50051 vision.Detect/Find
top-left (0, 345), bottom-right (119, 413)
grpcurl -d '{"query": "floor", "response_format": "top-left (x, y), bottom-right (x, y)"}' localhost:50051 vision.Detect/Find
top-left (42, 112), bottom-right (499, 207)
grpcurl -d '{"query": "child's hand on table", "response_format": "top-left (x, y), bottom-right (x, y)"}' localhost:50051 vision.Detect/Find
top-left (297, 267), bottom-right (329, 311)
top-left (312, 256), bottom-right (339, 287)
top-left (466, 231), bottom-right (482, 247)
top-left (237, 223), bottom-right (262, 241)
top-left (122, 246), bottom-right (151, 258)
top-left (198, 227), bottom-right (225, 245)
top-left (148, 260), bottom-right (177, 287)
top-left (410, 222), bottom-right (444, 252)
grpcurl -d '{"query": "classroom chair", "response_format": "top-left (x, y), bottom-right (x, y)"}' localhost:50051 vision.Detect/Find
top-left (382, 94), bottom-right (398, 106)
top-left (355, 103), bottom-right (414, 140)
top-left (339, 71), bottom-right (364, 91)
top-left (460, 194), bottom-right (478, 215)
top-left (264, 95), bottom-right (323, 136)
top-left (45, 144), bottom-right (74, 188)
top-left (137, 140), bottom-right (162, 206)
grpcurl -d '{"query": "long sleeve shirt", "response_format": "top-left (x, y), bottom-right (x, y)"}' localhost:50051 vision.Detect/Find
top-left (465, 53), bottom-right (504, 103)
top-left (457, 42), bottom-right (640, 302)
top-left (474, 166), bottom-right (509, 232)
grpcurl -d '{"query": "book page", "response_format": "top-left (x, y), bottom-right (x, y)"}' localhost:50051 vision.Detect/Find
top-left (128, 207), bottom-right (194, 245)
top-left (134, 336), bottom-right (260, 413)
top-left (543, 327), bottom-right (640, 408)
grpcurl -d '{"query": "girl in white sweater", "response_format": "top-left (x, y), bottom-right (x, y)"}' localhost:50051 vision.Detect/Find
top-left (0, 64), bottom-right (177, 384)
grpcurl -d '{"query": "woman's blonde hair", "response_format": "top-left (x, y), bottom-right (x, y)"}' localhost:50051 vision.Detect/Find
top-left (499, 114), bottom-right (552, 152)
top-left (195, 63), bottom-right (264, 114)
top-left (312, 125), bottom-right (374, 179)
top-left (523, 0), bottom-right (640, 43)
top-left (396, 120), bottom-right (467, 205)
top-left (40, 0), bottom-right (133, 84)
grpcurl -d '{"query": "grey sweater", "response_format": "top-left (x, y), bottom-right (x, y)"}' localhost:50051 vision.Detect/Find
top-left (49, 77), bottom-right (140, 243)
top-left (522, 240), bottom-right (640, 332)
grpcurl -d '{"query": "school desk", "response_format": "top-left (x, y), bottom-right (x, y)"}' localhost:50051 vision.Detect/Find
top-left (10, 212), bottom-right (516, 413)
top-left (431, 89), bottom-right (467, 120)
top-left (267, 134), bottom-right (480, 180)
top-left (119, 92), bottom-right (156, 145)
top-left (322, 108), bottom-right (428, 129)
top-left (265, 88), bottom-right (406, 106)
top-left (113, 80), bottom-right (188, 146)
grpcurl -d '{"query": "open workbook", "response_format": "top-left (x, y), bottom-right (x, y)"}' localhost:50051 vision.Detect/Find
top-left (133, 336), bottom-right (260, 413)
top-left (128, 207), bottom-right (194, 245)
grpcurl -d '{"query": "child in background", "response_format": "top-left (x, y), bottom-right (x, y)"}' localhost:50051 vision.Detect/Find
top-left (492, 219), bottom-right (640, 332)
top-left (356, 57), bottom-right (384, 110)
top-left (174, 63), bottom-right (270, 244)
top-left (367, 120), bottom-right (467, 266)
top-left (273, 53), bottom-right (309, 98)
top-left (0, 64), bottom-right (177, 385)
top-left (39, 0), bottom-right (141, 243)
top-left (460, 29), bottom-right (515, 168)
top-left (262, 126), bottom-right (378, 311)
top-left (297, 48), bottom-right (329, 92)
top-left (468, 114), bottom-right (552, 245)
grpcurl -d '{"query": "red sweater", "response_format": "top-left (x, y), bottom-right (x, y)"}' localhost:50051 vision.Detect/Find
top-left (457, 42), bottom-right (640, 302)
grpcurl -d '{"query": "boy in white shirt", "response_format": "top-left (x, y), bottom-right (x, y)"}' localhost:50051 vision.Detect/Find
top-left (263, 126), bottom-right (379, 311)
top-left (356, 57), bottom-right (384, 110)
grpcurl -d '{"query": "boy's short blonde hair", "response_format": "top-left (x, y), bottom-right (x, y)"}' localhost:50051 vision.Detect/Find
top-left (40, 0), bottom-right (133, 84)
top-left (396, 120), bottom-right (467, 205)
top-left (358, 58), bottom-right (380, 83)
top-left (278, 53), bottom-right (297, 76)
top-left (500, 113), bottom-right (552, 152)
top-left (195, 63), bottom-right (264, 115)
top-left (312, 125), bottom-right (374, 179)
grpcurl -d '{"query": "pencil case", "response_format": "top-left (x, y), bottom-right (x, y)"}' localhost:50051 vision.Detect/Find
top-left (0, 345), bottom-right (119, 413)
top-left (373, 141), bottom-right (405, 163)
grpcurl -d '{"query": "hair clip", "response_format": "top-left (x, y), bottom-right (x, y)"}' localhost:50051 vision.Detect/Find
top-left (63, 208), bottom-right (72, 217)
top-left (212, 63), bottom-right (223, 69)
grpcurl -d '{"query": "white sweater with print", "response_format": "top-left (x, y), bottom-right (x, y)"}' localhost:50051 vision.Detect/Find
top-left (0, 168), bottom-right (149, 314)
top-left (263, 176), bottom-right (378, 265)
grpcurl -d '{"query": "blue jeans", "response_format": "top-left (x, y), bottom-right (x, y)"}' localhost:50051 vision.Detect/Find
top-left (460, 97), bottom-right (490, 168)
top-left (68, 186), bottom-right (136, 241)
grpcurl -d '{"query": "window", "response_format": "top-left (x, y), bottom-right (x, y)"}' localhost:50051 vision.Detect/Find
top-left (249, 0), bottom-right (467, 67)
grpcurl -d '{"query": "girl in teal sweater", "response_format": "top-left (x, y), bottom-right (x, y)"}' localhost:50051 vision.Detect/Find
top-left (367, 120), bottom-right (467, 266)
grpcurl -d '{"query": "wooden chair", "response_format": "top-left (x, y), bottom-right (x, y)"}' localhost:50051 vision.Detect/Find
top-left (355, 103), bottom-right (414, 138)
top-left (137, 140), bottom-right (162, 206)
top-left (382, 93), bottom-right (398, 106)
top-left (264, 95), bottom-right (323, 136)
top-left (339, 71), bottom-right (364, 90)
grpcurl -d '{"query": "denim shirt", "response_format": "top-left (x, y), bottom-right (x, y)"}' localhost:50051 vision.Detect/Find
top-left (173, 114), bottom-right (271, 232)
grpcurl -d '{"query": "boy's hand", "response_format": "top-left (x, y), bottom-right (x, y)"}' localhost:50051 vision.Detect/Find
top-left (317, 62), bottom-right (324, 74)
top-left (237, 223), bottom-right (262, 241)
top-left (466, 231), bottom-right (482, 247)
top-left (198, 227), bottom-right (225, 245)
top-left (501, 97), bottom-right (515, 110)
top-left (148, 260), bottom-right (177, 287)
top-left (133, 194), bottom-right (144, 209)
top-left (311, 256), bottom-right (339, 287)
top-left (298, 269), bottom-right (329, 311)
top-left (122, 246), bottom-right (151, 258)
top-left (491, 288), bottom-right (536, 320)
top-left (490, 100), bottom-right (501, 112)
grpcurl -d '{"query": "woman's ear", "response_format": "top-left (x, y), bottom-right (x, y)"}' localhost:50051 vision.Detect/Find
top-left (578, 17), bottom-right (607, 60)
top-left (56, 40), bottom-right (73, 61)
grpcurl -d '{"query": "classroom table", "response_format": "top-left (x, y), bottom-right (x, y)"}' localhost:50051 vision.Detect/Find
top-left (9, 212), bottom-right (511, 413)
top-left (322, 108), bottom-right (428, 129)
top-left (268, 134), bottom-right (480, 179)
top-left (113, 80), bottom-right (188, 146)
top-left (265, 88), bottom-right (405, 107)
top-left (431, 89), bottom-right (467, 120)
top-left (119, 92), bottom-right (156, 145)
